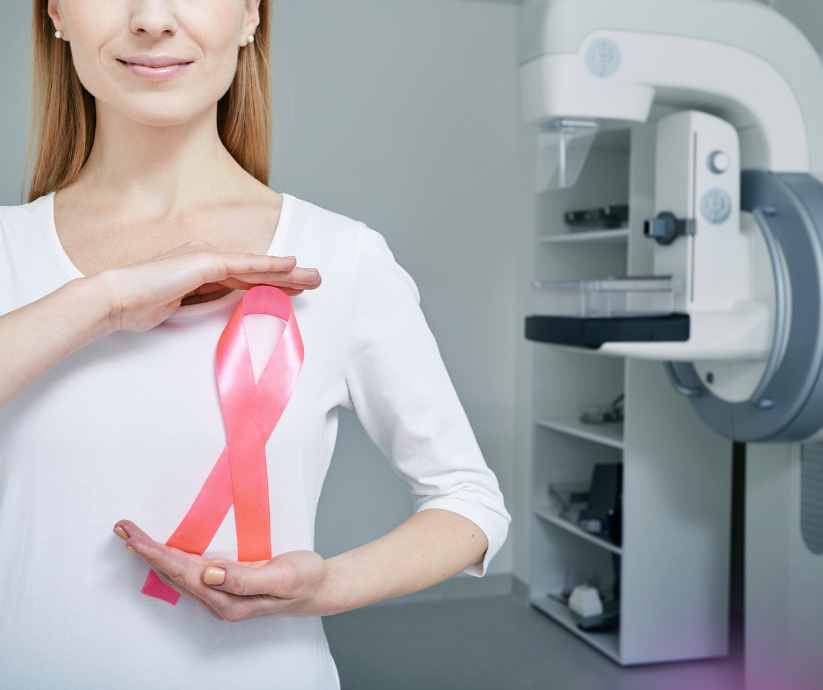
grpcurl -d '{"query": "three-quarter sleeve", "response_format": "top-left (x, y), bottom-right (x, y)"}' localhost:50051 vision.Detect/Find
top-left (341, 223), bottom-right (511, 577)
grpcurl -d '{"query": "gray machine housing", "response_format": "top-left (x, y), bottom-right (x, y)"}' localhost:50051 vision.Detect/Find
top-left (668, 171), bottom-right (823, 442)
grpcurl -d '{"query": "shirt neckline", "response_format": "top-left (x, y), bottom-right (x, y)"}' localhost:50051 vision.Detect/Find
top-left (45, 190), bottom-right (296, 323)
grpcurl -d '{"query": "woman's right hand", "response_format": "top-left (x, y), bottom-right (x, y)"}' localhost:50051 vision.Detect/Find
top-left (96, 239), bottom-right (322, 334)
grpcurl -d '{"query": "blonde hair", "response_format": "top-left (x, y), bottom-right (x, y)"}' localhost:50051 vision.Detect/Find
top-left (26, 0), bottom-right (272, 203)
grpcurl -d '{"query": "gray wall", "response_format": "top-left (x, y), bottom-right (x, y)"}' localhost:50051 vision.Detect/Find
top-left (1, 1), bottom-right (529, 579)
top-left (764, 0), bottom-right (823, 56)
top-left (269, 0), bottom-right (526, 578)
top-left (0, 6), bottom-right (33, 202)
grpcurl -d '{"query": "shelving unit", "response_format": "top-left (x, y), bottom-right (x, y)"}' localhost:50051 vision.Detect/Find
top-left (530, 594), bottom-right (621, 662)
top-left (524, 124), bottom-right (733, 665)
top-left (538, 227), bottom-right (629, 245)
top-left (534, 416), bottom-right (624, 449)
top-left (533, 501), bottom-right (623, 555)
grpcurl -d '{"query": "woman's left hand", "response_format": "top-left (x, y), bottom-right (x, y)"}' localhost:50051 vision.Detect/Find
top-left (113, 520), bottom-right (330, 621)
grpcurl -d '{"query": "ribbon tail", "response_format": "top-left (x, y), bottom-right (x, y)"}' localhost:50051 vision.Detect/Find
top-left (142, 569), bottom-right (181, 605)
top-left (141, 447), bottom-right (235, 605)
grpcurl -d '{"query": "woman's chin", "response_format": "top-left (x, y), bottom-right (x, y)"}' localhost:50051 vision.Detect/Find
top-left (121, 103), bottom-right (202, 128)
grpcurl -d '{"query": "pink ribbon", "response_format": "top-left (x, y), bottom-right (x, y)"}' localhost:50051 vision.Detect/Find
top-left (141, 285), bottom-right (304, 605)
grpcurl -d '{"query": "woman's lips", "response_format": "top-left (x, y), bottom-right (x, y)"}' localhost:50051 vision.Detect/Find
top-left (117, 59), bottom-right (193, 81)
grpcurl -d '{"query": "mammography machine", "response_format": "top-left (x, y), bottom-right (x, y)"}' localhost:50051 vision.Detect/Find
top-left (520, 1), bottom-right (823, 688)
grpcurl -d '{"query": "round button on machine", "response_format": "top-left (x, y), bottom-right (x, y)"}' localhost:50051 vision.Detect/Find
top-left (707, 150), bottom-right (730, 174)
top-left (701, 188), bottom-right (732, 225)
top-left (585, 38), bottom-right (622, 79)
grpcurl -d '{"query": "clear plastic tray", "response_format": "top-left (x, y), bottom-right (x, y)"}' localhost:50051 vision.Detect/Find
top-left (530, 276), bottom-right (681, 318)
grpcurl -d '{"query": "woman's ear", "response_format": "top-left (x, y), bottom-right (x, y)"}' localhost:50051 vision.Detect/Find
top-left (47, 0), bottom-right (64, 35)
top-left (243, 0), bottom-right (261, 38)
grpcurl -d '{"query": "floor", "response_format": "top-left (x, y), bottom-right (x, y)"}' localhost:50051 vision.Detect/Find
top-left (324, 584), bottom-right (745, 690)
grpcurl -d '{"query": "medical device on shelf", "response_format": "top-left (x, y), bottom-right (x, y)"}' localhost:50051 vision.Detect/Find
top-left (520, 2), bottom-right (823, 689)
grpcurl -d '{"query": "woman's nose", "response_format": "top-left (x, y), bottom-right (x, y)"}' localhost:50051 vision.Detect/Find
top-left (129, 0), bottom-right (178, 39)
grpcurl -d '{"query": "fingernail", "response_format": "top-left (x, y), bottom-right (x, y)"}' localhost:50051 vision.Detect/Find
top-left (203, 566), bottom-right (226, 585)
top-left (114, 525), bottom-right (129, 540)
top-left (126, 545), bottom-right (135, 552)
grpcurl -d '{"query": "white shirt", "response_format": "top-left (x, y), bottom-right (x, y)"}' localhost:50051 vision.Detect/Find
top-left (0, 191), bottom-right (511, 690)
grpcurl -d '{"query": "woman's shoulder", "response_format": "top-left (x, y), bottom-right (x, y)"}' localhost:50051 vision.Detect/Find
top-left (0, 192), bottom-right (55, 264)
top-left (0, 192), bottom-right (53, 238)
top-left (285, 193), bottom-right (418, 301)
top-left (0, 192), bottom-right (57, 316)
top-left (283, 192), bottom-right (389, 258)
top-left (286, 193), bottom-right (368, 236)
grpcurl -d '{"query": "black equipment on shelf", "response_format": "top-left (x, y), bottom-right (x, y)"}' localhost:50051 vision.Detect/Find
top-left (580, 394), bottom-right (625, 425)
top-left (564, 204), bottom-right (629, 230)
top-left (579, 463), bottom-right (623, 547)
top-left (577, 600), bottom-right (621, 633)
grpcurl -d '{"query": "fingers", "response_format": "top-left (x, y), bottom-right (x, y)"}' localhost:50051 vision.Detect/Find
top-left (159, 572), bottom-right (227, 621)
top-left (179, 253), bottom-right (321, 302)
top-left (166, 243), bottom-right (322, 288)
top-left (152, 569), bottom-right (181, 595)
top-left (116, 520), bottom-right (293, 622)
top-left (204, 253), bottom-right (319, 283)
top-left (205, 551), bottom-right (324, 602)
top-left (218, 270), bottom-right (321, 291)
top-left (235, 269), bottom-right (321, 285)
top-left (204, 559), bottom-right (295, 598)
top-left (151, 567), bottom-right (226, 621)
top-left (196, 253), bottom-right (321, 292)
top-left (117, 521), bottom-right (218, 605)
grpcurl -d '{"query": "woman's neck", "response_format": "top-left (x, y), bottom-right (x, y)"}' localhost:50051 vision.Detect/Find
top-left (75, 99), bottom-right (242, 218)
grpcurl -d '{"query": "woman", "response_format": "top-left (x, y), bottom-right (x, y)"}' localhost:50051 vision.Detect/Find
top-left (0, 1), bottom-right (511, 689)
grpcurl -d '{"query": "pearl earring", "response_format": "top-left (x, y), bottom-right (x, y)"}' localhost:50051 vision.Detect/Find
top-left (54, 30), bottom-right (63, 39)
top-left (247, 34), bottom-right (254, 45)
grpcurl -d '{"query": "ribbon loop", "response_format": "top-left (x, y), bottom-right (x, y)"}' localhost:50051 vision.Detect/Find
top-left (141, 285), bottom-right (304, 605)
